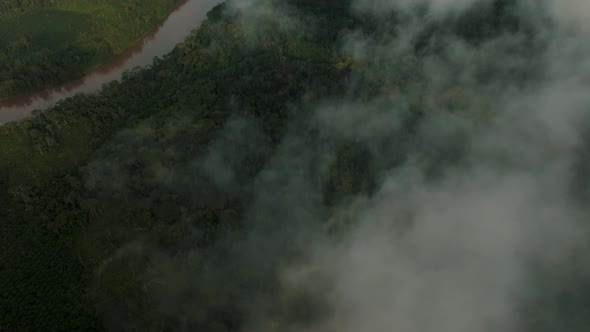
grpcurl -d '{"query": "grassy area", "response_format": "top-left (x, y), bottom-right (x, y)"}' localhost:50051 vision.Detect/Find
top-left (0, 0), bottom-right (180, 100)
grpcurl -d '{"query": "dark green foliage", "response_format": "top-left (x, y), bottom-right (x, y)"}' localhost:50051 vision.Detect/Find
top-left (324, 142), bottom-right (375, 206)
top-left (0, 2), bottom-right (349, 329)
top-left (1, 1), bottom-right (588, 331)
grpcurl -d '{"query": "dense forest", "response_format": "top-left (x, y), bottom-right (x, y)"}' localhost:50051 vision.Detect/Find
top-left (2, 0), bottom-right (590, 331)
top-left (0, 0), bottom-right (180, 99)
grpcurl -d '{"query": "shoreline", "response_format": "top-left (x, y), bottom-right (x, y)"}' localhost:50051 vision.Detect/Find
top-left (0, 0), bottom-right (188, 105)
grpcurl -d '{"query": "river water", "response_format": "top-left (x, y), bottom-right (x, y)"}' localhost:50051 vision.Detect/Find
top-left (0, 0), bottom-right (220, 124)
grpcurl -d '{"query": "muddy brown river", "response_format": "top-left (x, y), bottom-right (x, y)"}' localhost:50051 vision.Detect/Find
top-left (0, 0), bottom-right (220, 124)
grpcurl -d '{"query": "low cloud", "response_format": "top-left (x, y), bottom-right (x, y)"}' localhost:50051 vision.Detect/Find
top-left (90, 0), bottom-right (590, 330)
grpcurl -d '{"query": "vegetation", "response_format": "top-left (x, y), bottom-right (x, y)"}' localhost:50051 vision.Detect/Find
top-left (0, 0), bottom-right (588, 331)
top-left (0, 2), bottom-right (355, 329)
top-left (0, 0), bottom-right (180, 100)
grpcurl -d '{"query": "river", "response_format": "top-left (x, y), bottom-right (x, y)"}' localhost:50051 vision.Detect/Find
top-left (0, 0), bottom-right (220, 124)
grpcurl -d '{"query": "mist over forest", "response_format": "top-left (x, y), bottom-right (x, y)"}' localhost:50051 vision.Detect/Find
top-left (2, 0), bottom-right (590, 331)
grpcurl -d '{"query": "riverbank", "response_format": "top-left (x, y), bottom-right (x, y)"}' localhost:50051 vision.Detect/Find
top-left (0, 0), bottom-right (182, 101)
top-left (0, 0), bottom-right (220, 124)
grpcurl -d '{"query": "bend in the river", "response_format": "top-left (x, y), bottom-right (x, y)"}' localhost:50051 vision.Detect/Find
top-left (0, 0), bottom-right (220, 124)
